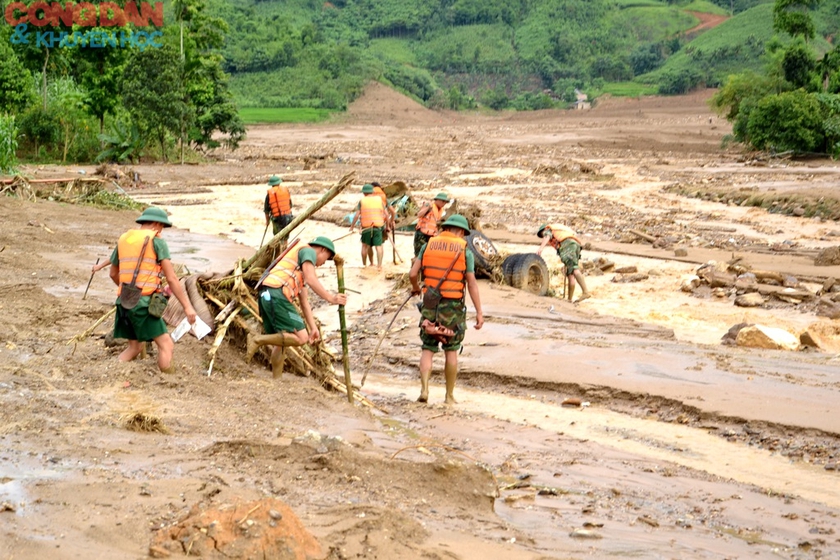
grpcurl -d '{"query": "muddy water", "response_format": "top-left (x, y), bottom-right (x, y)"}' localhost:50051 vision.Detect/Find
top-left (364, 377), bottom-right (839, 508)
top-left (132, 183), bottom-right (840, 557)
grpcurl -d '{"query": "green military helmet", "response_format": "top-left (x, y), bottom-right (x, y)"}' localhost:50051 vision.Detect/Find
top-left (268, 176), bottom-right (282, 186)
top-left (309, 236), bottom-right (336, 259)
top-left (136, 206), bottom-right (172, 227)
top-left (362, 183), bottom-right (374, 194)
top-left (433, 192), bottom-right (450, 202)
top-left (441, 214), bottom-right (470, 234)
top-left (537, 223), bottom-right (548, 238)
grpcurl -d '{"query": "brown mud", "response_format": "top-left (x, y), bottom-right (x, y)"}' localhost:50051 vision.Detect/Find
top-left (2, 85), bottom-right (840, 559)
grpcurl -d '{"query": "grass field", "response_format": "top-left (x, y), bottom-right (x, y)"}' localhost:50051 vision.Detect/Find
top-left (598, 82), bottom-right (660, 97)
top-left (238, 108), bottom-right (336, 124)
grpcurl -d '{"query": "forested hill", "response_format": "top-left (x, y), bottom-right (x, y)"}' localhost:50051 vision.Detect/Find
top-left (209, 0), bottom-right (838, 110)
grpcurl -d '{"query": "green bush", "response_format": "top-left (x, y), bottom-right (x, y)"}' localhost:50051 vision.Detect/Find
top-left (17, 107), bottom-right (61, 160)
top-left (658, 67), bottom-right (706, 94)
top-left (480, 86), bottom-right (510, 110)
top-left (97, 119), bottom-right (144, 164)
top-left (746, 90), bottom-right (824, 152)
top-left (0, 114), bottom-right (18, 175)
top-left (511, 91), bottom-right (555, 110)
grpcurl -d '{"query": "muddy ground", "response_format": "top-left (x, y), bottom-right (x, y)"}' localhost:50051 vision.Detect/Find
top-left (2, 84), bottom-right (840, 559)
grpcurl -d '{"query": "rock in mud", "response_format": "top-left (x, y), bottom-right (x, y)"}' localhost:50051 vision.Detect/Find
top-left (735, 325), bottom-right (800, 351)
top-left (674, 248), bottom-right (688, 257)
top-left (611, 272), bottom-right (649, 283)
top-left (799, 322), bottom-right (840, 353)
top-left (734, 293), bottom-right (765, 307)
top-left (814, 246), bottom-right (840, 266)
top-left (721, 323), bottom-right (753, 345)
top-left (734, 273), bottom-right (757, 291)
top-left (150, 498), bottom-right (321, 559)
top-left (680, 275), bottom-right (701, 292)
top-left (569, 529), bottom-right (603, 539)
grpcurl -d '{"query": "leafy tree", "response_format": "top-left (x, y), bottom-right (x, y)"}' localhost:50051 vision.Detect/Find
top-left (0, 42), bottom-right (35, 115)
top-left (121, 46), bottom-right (187, 161)
top-left (746, 90), bottom-right (824, 152)
top-left (49, 77), bottom-right (88, 162)
top-left (773, 0), bottom-right (820, 41)
top-left (710, 71), bottom-right (778, 122)
top-left (186, 59), bottom-right (246, 150)
top-left (630, 43), bottom-right (665, 77)
top-left (815, 93), bottom-right (840, 157)
top-left (74, 38), bottom-right (128, 134)
top-left (17, 106), bottom-right (61, 158)
top-left (781, 40), bottom-right (816, 89)
top-left (658, 68), bottom-right (705, 95)
top-left (174, 0), bottom-right (245, 152)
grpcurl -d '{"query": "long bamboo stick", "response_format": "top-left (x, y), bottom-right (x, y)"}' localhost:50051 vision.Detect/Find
top-left (334, 255), bottom-right (353, 404)
top-left (243, 172), bottom-right (356, 273)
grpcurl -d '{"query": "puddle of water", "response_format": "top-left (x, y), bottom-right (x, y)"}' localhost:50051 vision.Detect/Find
top-left (361, 377), bottom-right (840, 509)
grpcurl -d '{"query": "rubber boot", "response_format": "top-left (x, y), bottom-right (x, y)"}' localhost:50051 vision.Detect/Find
top-left (444, 360), bottom-right (458, 405)
top-left (246, 333), bottom-right (292, 363)
top-left (270, 347), bottom-right (286, 379)
top-left (418, 350), bottom-right (433, 403)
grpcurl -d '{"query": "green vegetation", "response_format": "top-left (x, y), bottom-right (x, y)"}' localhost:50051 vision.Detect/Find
top-left (2, 0), bottom-right (840, 165)
top-left (0, 0), bottom-right (243, 167)
top-left (710, 0), bottom-right (840, 156)
top-left (0, 115), bottom-right (18, 174)
top-left (239, 108), bottom-right (335, 124)
top-left (598, 82), bottom-right (660, 97)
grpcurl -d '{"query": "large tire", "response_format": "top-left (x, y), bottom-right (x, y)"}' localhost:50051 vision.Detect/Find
top-left (466, 230), bottom-right (499, 278)
top-left (509, 253), bottom-right (550, 296)
top-left (501, 253), bottom-right (525, 286)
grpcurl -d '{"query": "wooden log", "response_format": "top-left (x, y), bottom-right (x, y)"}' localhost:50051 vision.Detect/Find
top-left (243, 172), bottom-right (355, 273)
top-left (629, 229), bottom-right (657, 244)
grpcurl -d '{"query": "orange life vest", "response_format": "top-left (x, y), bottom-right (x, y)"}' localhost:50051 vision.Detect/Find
top-left (421, 232), bottom-right (467, 300)
top-left (546, 224), bottom-right (581, 248)
top-left (267, 185), bottom-right (291, 217)
top-left (416, 202), bottom-right (442, 236)
top-left (262, 244), bottom-right (308, 301)
top-left (360, 195), bottom-right (386, 228)
top-left (373, 186), bottom-right (388, 209)
top-left (117, 229), bottom-right (161, 296)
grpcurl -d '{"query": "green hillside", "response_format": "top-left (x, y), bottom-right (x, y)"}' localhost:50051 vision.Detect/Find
top-left (641, 3), bottom-right (834, 94)
top-left (217, 0), bottom-right (802, 111)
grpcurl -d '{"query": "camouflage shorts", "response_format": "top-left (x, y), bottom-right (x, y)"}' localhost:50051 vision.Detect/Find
top-left (414, 230), bottom-right (431, 258)
top-left (557, 239), bottom-right (581, 273)
top-left (418, 297), bottom-right (466, 352)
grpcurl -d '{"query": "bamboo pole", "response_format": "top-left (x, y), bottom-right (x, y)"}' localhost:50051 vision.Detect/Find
top-left (207, 306), bottom-right (243, 377)
top-left (68, 306), bottom-right (116, 345)
top-left (334, 255), bottom-right (353, 404)
top-left (243, 172), bottom-right (356, 273)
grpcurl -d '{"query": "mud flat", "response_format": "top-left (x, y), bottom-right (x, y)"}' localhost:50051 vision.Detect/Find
top-left (2, 87), bottom-right (840, 559)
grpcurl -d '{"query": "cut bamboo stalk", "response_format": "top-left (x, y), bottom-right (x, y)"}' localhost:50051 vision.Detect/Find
top-left (243, 172), bottom-right (355, 273)
top-left (207, 306), bottom-right (243, 376)
top-left (68, 306), bottom-right (116, 345)
top-left (334, 255), bottom-right (353, 404)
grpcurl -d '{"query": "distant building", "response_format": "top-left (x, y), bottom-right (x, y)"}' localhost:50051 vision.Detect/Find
top-left (574, 89), bottom-right (590, 110)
